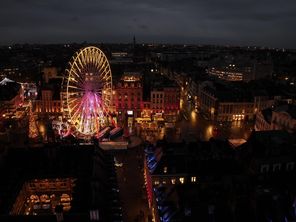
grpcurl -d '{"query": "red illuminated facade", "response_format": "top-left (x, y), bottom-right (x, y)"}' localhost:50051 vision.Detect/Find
top-left (113, 72), bottom-right (143, 119)
top-left (163, 87), bottom-right (180, 114)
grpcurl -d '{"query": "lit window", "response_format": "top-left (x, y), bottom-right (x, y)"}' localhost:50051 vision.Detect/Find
top-left (191, 176), bottom-right (196, 183)
top-left (260, 164), bottom-right (269, 173)
top-left (163, 167), bottom-right (167, 173)
top-left (273, 163), bottom-right (281, 172)
top-left (286, 162), bottom-right (294, 171)
top-left (154, 180), bottom-right (159, 185)
top-left (179, 177), bottom-right (184, 184)
top-left (171, 179), bottom-right (176, 184)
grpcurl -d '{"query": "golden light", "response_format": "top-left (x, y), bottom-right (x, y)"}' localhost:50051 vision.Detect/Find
top-left (39, 124), bottom-right (45, 136)
top-left (191, 110), bottom-right (197, 124)
top-left (180, 99), bottom-right (184, 109)
top-left (179, 177), bottom-right (184, 184)
top-left (163, 167), bottom-right (167, 173)
top-left (205, 125), bottom-right (213, 140)
top-left (171, 179), bottom-right (176, 184)
top-left (210, 107), bottom-right (215, 115)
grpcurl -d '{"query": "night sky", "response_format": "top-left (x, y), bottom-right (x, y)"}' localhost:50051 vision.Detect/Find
top-left (1, 0), bottom-right (296, 48)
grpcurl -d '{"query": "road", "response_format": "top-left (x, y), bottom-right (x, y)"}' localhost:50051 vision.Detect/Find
top-left (167, 110), bottom-right (254, 142)
top-left (114, 146), bottom-right (150, 222)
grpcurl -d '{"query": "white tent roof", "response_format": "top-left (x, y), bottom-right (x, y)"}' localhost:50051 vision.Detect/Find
top-left (0, 77), bottom-right (15, 85)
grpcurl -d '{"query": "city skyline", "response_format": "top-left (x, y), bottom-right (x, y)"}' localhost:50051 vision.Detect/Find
top-left (1, 0), bottom-right (296, 48)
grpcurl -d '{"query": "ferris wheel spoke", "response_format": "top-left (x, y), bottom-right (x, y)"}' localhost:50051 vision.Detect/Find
top-left (84, 50), bottom-right (91, 66)
top-left (104, 89), bottom-right (112, 95)
top-left (86, 62), bottom-right (94, 75)
top-left (87, 48), bottom-right (92, 63)
top-left (71, 60), bottom-right (82, 74)
top-left (68, 77), bottom-right (84, 89)
top-left (98, 71), bottom-right (110, 84)
top-left (69, 68), bottom-right (85, 84)
top-left (70, 108), bottom-right (81, 121)
top-left (72, 61), bottom-right (83, 75)
top-left (67, 92), bottom-right (83, 98)
top-left (67, 99), bottom-right (81, 108)
top-left (94, 93), bottom-right (103, 106)
top-left (67, 76), bottom-right (79, 84)
top-left (69, 104), bottom-right (81, 116)
top-left (99, 69), bottom-right (108, 80)
top-left (68, 78), bottom-right (84, 90)
top-left (67, 85), bottom-right (85, 92)
top-left (100, 74), bottom-right (111, 83)
top-left (76, 55), bottom-right (85, 73)
top-left (80, 52), bottom-right (87, 68)
top-left (98, 60), bottom-right (108, 73)
top-left (93, 51), bottom-right (99, 66)
top-left (89, 48), bottom-right (94, 64)
top-left (68, 97), bottom-right (82, 107)
top-left (83, 50), bottom-right (88, 65)
top-left (71, 103), bottom-right (84, 123)
top-left (77, 52), bottom-right (86, 72)
top-left (68, 100), bottom-right (81, 112)
top-left (98, 58), bottom-right (106, 72)
top-left (84, 54), bottom-right (94, 74)
top-left (101, 68), bottom-right (111, 76)
top-left (97, 52), bottom-right (104, 66)
top-left (95, 52), bottom-right (103, 70)
top-left (104, 98), bottom-right (111, 105)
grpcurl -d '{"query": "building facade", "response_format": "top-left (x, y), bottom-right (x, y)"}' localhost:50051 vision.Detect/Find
top-left (34, 89), bottom-right (62, 114)
top-left (254, 108), bottom-right (272, 131)
top-left (43, 67), bottom-right (58, 83)
top-left (113, 72), bottom-right (143, 122)
top-left (207, 61), bottom-right (272, 82)
top-left (199, 81), bottom-right (254, 121)
top-left (150, 90), bottom-right (164, 114)
top-left (150, 86), bottom-right (180, 122)
top-left (255, 105), bottom-right (296, 133)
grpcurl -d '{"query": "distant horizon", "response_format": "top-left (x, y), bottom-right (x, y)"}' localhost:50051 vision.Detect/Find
top-left (0, 39), bottom-right (294, 51)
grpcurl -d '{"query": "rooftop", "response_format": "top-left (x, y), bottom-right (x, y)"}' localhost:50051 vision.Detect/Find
top-left (274, 104), bottom-right (296, 119)
top-left (0, 78), bottom-right (21, 101)
top-left (238, 130), bottom-right (296, 159)
top-left (147, 139), bottom-right (241, 176)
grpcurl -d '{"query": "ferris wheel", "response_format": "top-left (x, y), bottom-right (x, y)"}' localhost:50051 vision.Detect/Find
top-left (62, 46), bottom-right (112, 136)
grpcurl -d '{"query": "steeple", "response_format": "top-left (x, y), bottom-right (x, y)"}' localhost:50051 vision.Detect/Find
top-left (133, 35), bottom-right (136, 49)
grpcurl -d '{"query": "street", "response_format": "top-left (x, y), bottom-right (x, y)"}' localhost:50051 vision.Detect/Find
top-left (167, 110), bottom-right (254, 142)
top-left (114, 146), bottom-right (150, 222)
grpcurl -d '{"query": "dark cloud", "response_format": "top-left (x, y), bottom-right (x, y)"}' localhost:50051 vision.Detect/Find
top-left (0, 0), bottom-right (296, 47)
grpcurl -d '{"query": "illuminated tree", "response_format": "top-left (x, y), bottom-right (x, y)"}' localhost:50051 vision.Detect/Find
top-left (28, 101), bottom-right (39, 139)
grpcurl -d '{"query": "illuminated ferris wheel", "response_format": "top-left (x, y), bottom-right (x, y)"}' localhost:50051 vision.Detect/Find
top-left (62, 46), bottom-right (112, 136)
